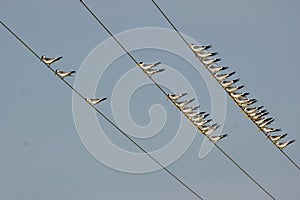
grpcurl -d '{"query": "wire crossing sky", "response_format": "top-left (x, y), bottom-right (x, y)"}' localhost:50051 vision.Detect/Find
top-left (0, 20), bottom-right (205, 200)
top-left (79, 1), bottom-right (278, 199)
top-left (150, 0), bottom-right (299, 170)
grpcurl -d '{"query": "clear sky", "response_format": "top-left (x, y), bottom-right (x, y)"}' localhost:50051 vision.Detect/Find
top-left (0, 0), bottom-right (299, 199)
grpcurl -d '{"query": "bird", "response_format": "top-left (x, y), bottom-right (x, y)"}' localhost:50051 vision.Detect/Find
top-left (225, 85), bottom-right (244, 93)
top-left (85, 97), bottom-right (107, 106)
top-left (145, 68), bottom-right (165, 76)
top-left (255, 117), bottom-right (273, 125)
top-left (237, 98), bottom-right (257, 107)
top-left (220, 79), bottom-right (240, 88)
top-left (138, 61), bottom-right (161, 70)
top-left (208, 65), bottom-right (229, 74)
top-left (167, 93), bottom-right (187, 101)
top-left (175, 98), bottom-right (195, 108)
top-left (202, 58), bottom-right (221, 66)
top-left (189, 113), bottom-right (209, 122)
top-left (181, 106), bottom-right (200, 113)
top-left (258, 119), bottom-right (275, 128)
top-left (244, 106), bottom-right (264, 114)
top-left (41, 55), bottom-right (62, 65)
top-left (214, 71), bottom-right (236, 81)
top-left (248, 108), bottom-right (268, 117)
top-left (251, 112), bottom-right (269, 121)
top-left (262, 127), bottom-right (281, 134)
top-left (268, 133), bottom-right (287, 142)
top-left (230, 92), bottom-right (249, 99)
top-left (189, 44), bottom-right (212, 53)
top-left (275, 139), bottom-right (295, 149)
top-left (55, 70), bottom-right (76, 79)
top-left (201, 124), bottom-right (220, 135)
top-left (197, 51), bottom-right (218, 59)
top-left (209, 134), bottom-right (228, 142)
top-left (194, 119), bottom-right (212, 127)
top-left (185, 111), bottom-right (206, 118)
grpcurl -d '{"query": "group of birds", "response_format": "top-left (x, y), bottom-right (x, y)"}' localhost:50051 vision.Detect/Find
top-left (189, 44), bottom-right (295, 149)
top-left (138, 61), bottom-right (165, 76)
top-left (40, 55), bottom-right (107, 106)
top-left (167, 92), bottom-right (228, 142)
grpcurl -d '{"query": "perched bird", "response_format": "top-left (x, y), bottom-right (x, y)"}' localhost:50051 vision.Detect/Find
top-left (209, 134), bottom-right (228, 142)
top-left (230, 92), bottom-right (249, 99)
top-left (175, 98), bottom-right (195, 108)
top-left (190, 113), bottom-right (209, 122)
top-left (189, 44), bottom-right (212, 53)
top-left (251, 112), bottom-right (269, 120)
top-left (194, 119), bottom-right (212, 127)
top-left (220, 79), bottom-right (240, 88)
top-left (237, 98), bottom-right (257, 107)
top-left (181, 106), bottom-right (200, 113)
top-left (248, 109), bottom-right (268, 117)
top-left (55, 69), bottom-right (76, 79)
top-left (138, 61), bottom-right (161, 70)
top-left (167, 93), bottom-right (187, 101)
top-left (41, 55), bottom-right (62, 65)
top-left (201, 123), bottom-right (220, 135)
top-left (244, 106), bottom-right (264, 114)
top-left (225, 85), bottom-right (244, 93)
top-left (197, 51), bottom-right (218, 59)
top-left (185, 111), bottom-right (206, 118)
top-left (268, 133), bottom-right (287, 142)
top-left (259, 119), bottom-right (274, 128)
top-left (255, 117), bottom-right (273, 125)
top-left (208, 65), bottom-right (229, 74)
top-left (262, 127), bottom-right (281, 134)
top-left (85, 97), bottom-right (107, 106)
top-left (275, 139), bottom-right (295, 149)
top-left (145, 68), bottom-right (165, 76)
top-left (202, 58), bottom-right (221, 66)
top-left (214, 71), bottom-right (236, 81)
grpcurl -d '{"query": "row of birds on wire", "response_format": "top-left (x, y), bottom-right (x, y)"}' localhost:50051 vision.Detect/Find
top-left (41, 54), bottom-right (226, 143)
top-left (40, 43), bottom-right (295, 149)
top-left (187, 43), bottom-right (295, 149)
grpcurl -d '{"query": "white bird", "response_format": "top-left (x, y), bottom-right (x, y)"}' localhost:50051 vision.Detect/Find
top-left (41, 55), bottom-right (62, 65)
top-left (181, 106), bottom-right (200, 113)
top-left (202, 58), bottom-right (221, 66)
top-left (251, 112), bottom-right (269, 121)
top-left (225, 85), bottom-right (244, 93)
top-left (237, 99), bottom-right (257, 107)
top-left (55, 69), bottom-right (76, 79)
top-left (167, 93), bottom-right (187, 101)
top-left (275, 139), bottom-right (295, 149)
top-left (85, 97), bottom-right (107, 106)
top-left (215, 71), bottom-right (236, 81)
top-left (220, 79), bottom-right (240, 88)
top-left (209, 134), bottom-right (228, 142)
top-left (230, 92), bottom-right (249, 99)
top-left (190, 113), bottom-right (209, 122)
top-left (145, 68), bottom-right (165, 76)
top-left (236, 98), bottom-right (256, 105)
top-left (268, 133), bottom-right (287, 142)
top-left (175, 98), bottom-right (195, 108)
top-left (262, 127), bottom-right (281, 134)
top-left (189, 44), bottom-right (212, 53)
top-left (194, 119), bottom-right (212, 127)
top-left (208, 65), bottom-right (229, 74)
top-left (259, 119), bottom-right (274, 128)
top-left (197, 51), bottom-right (218, 59)
top-left (244, 106), bottom-right (264, 114)
top-left (185, 111), bottom-right (205, 118)
top-left (248, 108), bottom-right (267, 117)
top-left (138, 61), bottom-right (161, 70)
top-left (200, 124), bottom-right (220, 135)
top-left (255, 117), bottom-right (273, 125)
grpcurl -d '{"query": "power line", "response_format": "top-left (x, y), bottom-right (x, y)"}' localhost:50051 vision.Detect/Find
top-left (150, 0), bottom-right (299, 171)
top-left (0, 20), bottom-right (204, 200)
top-left (78, 1), bottom-right (277, 199)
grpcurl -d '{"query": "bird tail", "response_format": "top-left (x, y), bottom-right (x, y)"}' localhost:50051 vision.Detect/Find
top-left (288, 139), bottom-right (295, 146)
top-left (55, 56), bottom-right (63, 61)
top-left (100, 97), bottom-right (107, 103)
top-left (70, 70), bottom-right (76, 75)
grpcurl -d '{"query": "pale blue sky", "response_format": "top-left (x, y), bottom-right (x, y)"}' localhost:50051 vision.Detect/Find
top-left (1, 0), bottom-right (299, 199)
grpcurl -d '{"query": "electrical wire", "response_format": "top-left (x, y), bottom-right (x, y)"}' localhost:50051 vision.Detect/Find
top-left (0, 20), bottom-right (205, 200)
top-left (78, 1), bottom-right (278, 199)
top-left (150, 0), bottom-right (299, 171)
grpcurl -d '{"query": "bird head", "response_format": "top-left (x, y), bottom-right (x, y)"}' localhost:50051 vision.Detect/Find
top-left (40, 55), bottom-right (45, 61)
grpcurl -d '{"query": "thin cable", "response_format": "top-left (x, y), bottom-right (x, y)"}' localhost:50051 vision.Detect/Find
top-left (150, 0), bottom-right (299, 171)
top-left (0, 20), bottom-right (204, 200)
top-left (78, 1), bottom-right (277, 199)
